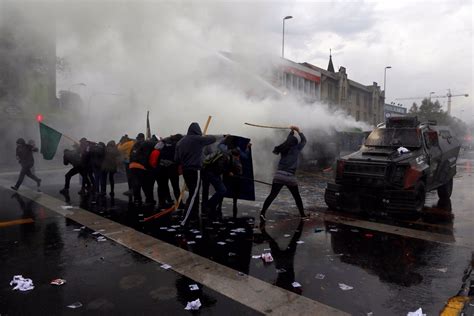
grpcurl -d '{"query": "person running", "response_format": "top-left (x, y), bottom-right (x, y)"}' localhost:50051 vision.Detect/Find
top-left (260, 126), bottom-right (307, 222)
top-left (11, 138), bottom-right (41, 192)
top-left (175, 122), bottom-right (216, 226)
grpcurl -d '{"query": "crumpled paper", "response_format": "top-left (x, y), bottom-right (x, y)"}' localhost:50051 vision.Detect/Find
top-left (10, 275), bottom-right (34, 291)
top-left (261, 253), bottom-right (274, 263)
top-left (407, 307), bottom-right (426, 316)
top-left (338, 283), bottom-right (353, 291)
top-left (184, 298), bottom-right (201, 310)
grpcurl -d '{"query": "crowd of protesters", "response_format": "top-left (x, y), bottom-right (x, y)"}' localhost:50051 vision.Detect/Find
top-left (12, 123), bottom-right (308, 225)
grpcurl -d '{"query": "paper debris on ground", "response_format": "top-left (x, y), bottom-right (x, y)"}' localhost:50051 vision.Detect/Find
top-left (167, 228), bottom-right (176, 232)
top-left (10, 275), bottom-right (34, 291)
top-left (160, 264), bottom-right (172, 270)
top-left (338, 283), bottom-right (354, 291)
top-left (350, 229), bottom-right (360, 233)
top-left (195, 235), bottom-right (202, 239)
top-left (252, 255), bottom-right (262, 259)
top-left (217, 241), bottom-right (226, 245)
top-left (184, 298), bottom-right (201, 310)
top-left (92, 231), bottom-right (100, 235)
top-left (315, 274), bottom-right (325, 280)
top-left (228, 252), bottom-right (236, 257)
top-left (283, 234), bottom-right (291, 238)
top-left (435, 267), bottom-right (448, 273)
top-left (276, 268), bottom-right (286, 273)
top-left (261, 253), bottom-right (274, 263)
top-left (60, 205), bottom-right (74, 210)
top-left (329, 228), bottom-right (338, 232)
top-left (314, 228), bottom-right (324, 233)
top-left (50, 278), bottom-right (66, 286)
top-left (263, 248), bottom-right (271, 252)
top-left (189, 284), bottom-right (199, 291)
top-left (407, 307), bottom-right (426, 316)
top-left (292, 282), bottom-right (302, 288)
top-left (67, 302), bottom-right (83, 309)
top-left (159, 227), bottom-right (168, 230)
top-left (97, 236), bottom-right (107, 242)
top-left (187, 241), bottom-right (196, 245)
top-left (73, 228), bottom-right (81, 232)
top-left (296, 240), bottom-right (305, 244)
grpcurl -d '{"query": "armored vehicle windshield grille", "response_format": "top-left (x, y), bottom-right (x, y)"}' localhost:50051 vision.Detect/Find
top-left (344, 162), bottom-right (386, 178)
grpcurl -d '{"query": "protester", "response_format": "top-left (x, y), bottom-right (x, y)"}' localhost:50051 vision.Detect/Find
top-left (129, 133), bottom-right (155, 206)
top-left (78, 137), bottom-right (94, 195)
top-left (117, 134), bottom-right (135, 196)
top-left (175, 122), bottom-right (216, 226)
top-left (90, 142), bottom-right (106, 198)
top-left (11, 138), bottom-right (41, 192)
top-left (101, 140), bottom-right (121, 197)
top-left (260, 126), bottom-right (308, 222)
top-left (156, 134), bottom-right (182, 208)
top-left (201, 147), bottom-right (240, 220)
top-left (60, 144), bottom-right (89, 195)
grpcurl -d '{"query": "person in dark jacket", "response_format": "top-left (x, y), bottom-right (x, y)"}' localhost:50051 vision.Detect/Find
top-left (78, 137), bottom-right (94, 195)
top-left (101, 140), bottom-right (121, 197)
top-left (202, 148), bottom-right (240, 220)
top-left (11, 138), bottom-right (41, 191)
top-left (156, 134), bottom-right (182, 208)
top-left (175, 123), bottom-right (216, 225)
top-left (129, 133), bottom-right (155, 205)
top-left (260, 126), bottom-right (307, 222)
top-left (90, 142), bottom-right (106, 197)
top-left (60, 144), bottom-right (90, 195)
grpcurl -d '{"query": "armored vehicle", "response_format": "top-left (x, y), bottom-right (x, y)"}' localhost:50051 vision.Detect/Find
top-left (325, 116), bottom-right (460, 213)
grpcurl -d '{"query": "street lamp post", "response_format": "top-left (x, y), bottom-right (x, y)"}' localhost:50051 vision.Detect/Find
top-left (383, 66), bottom-right (391, 99)
top-left (282, 16), bottom-right (293, 59)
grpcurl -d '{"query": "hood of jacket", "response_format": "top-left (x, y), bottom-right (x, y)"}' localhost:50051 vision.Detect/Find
top-left (187, 122), bottom-right (202, 136)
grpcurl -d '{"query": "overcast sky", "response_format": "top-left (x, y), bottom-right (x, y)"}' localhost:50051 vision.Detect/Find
top-left (53, 0), bottom-right (472, 122)
top-left (265, 0), bottom-right (472, 118)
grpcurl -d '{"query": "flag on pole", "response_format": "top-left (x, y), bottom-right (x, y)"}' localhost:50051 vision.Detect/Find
top-left (39, 122), bottom-right (62, 160)
top-left (146, 111), bottom-right (151, 140)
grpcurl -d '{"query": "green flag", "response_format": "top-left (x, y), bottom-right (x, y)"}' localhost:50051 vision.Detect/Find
top-left (39, 122), bottom-right (62, 160)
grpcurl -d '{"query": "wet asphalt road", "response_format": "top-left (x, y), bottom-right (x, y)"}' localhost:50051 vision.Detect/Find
top-left (0, 152), bottom-right (473, 315)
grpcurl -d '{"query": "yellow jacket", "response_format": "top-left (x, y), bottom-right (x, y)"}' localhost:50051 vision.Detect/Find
top-left (117, 140), bottom-right (135, 163)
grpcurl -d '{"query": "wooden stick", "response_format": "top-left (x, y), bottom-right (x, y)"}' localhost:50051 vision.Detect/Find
top-left (244, 122), bottom-right (290, 130)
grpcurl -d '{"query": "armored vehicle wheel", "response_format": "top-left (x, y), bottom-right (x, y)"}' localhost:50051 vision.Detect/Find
top-left (437, 178), bottom-right (453, 200)
top-left (414, 182), bottom-right (426, 212)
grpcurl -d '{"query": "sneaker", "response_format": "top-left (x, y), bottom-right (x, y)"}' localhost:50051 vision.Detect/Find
top-left (11, 186), bottom-right (18, 191)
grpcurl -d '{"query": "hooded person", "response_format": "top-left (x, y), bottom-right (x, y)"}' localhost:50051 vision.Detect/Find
top-left (101, 140), bottom-right (121, 197)
top-left (260, 126), bottom-right (308, 222)
top-left (11, 138), bottom-right (42, 191)
top-left (175, 123), bottom-right (216, 226)
top-left (60, 143), bottom-right (89, 195)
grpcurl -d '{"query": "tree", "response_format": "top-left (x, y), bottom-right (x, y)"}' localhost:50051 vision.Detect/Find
top-left (409, 98), bottom-right (468, 137)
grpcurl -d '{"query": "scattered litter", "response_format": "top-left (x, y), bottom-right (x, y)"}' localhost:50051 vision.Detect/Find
top-left (296, 240), bottom-right (305, 244)
top-left (397, 146), bottom-right (410, 154)
top-left (350, 229), bottom-right (359, 233)
top-left (187, 241), bottom-right (196, 245)
top-left (435, 267), bottom-right (448, 273)
top-left (262, 253), bottom-right (274, 263)
top-left (268, 219), bottom-right (276, 223)
top-left (195, 235), bottom-right (202, 239)
top-left (229, 232), bottom-right (236, 236)
top-left (252, 255), bottom-right (261, 259)
top-left (97, 236), bottom-right (107, 242)
top-left (92, 231), bottom-right (100, 235)
top-left (60, 205), bottom-right (74, 210)
top-left (189, 284), bottom-right (199, 291)
top-left (190, 229), bottom-right (200, 234)
top-left (10, 275), bottom-right (34, 291)
top-left (231, 228), bottom-right (246, 233)
top-left (80, 226), bottom-right (85, 230)
top-left (329, 229), bottom-right (338, 232)
top-left (167, 229), bottom-right (176, 232)
top-left (263, 248), bottom-right (271, 252)
top-left (292, 282), bottom-right (302, 288)
top-left (171, 225), bottom-right (180, 228)
top-left (365, 233), bottom-right (374, 238)
top-left (217, 241), bottom-right (226, 246)
top-left (225, 239), bottom-right (234, 243)
top-left (159, 227), bottom-right (168, 230)
top-left (73, 228), bottom-right (81, 232)
top-left (314, 228), bottom-right (324, 233)
top-left (67, 302), bottom-right (83, 309)
top-left (50, 278), bottom-right (66, 286)
top-left (276, 268), bottom-right (286, 273)
top-left (315, 274), bottom-right (325, 280)
top-left (160, 264), bottom-right (172, 270)
top-left (406, 307), bottom-right (426, 316)
top-left (237, 272), bottom-right (245, 276)
top-left (228, 252), bottom-right (236, 257)
top-left (367, 313), bottom-right (373, 316)
top-left (338, 283), bottom-right (353, 291)
top-left (283, 234), bottom-right (291, 238)
top-left (175, 234), bottom-right (182, 237)
top-left (99, 229), bottom-right (105, 232)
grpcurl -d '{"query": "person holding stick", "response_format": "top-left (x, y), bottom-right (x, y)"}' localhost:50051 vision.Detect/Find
top-left (260, 126), bottom-right (308, 222)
